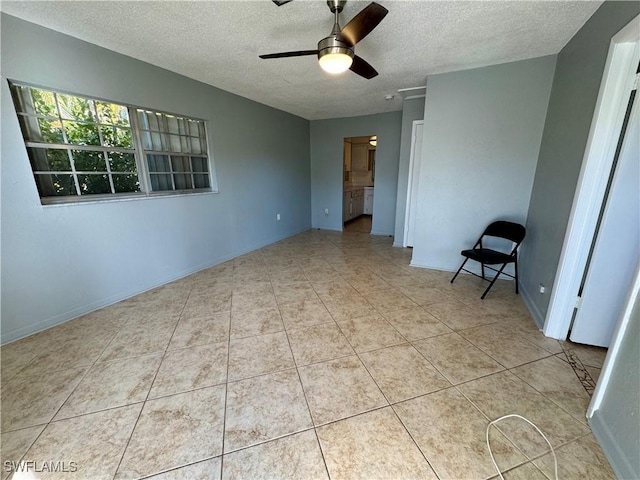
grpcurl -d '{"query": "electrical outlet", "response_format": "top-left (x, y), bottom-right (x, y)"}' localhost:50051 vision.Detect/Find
top-left (538, 284), bottom-right (545, 294)
top-left (324, 208), bottom-right (329, 215)
top-left (276, 213), bottom-right (281, 221)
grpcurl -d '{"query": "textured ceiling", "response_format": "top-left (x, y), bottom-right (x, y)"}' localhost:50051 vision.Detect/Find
top-left (1, 1), bottom-right (601, 120)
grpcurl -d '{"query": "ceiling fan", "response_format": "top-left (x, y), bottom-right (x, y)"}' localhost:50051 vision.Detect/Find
top-left (259, 0), bottom-right (388, 79)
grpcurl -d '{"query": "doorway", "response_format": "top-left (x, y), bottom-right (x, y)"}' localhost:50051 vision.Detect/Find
top-left (544, 15), bottom-right (640, 347)
top-left (343, 135), bottom-right (376, 233)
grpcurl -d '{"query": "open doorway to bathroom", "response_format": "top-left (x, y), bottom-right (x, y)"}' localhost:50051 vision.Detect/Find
top-left (343, 135), bottom-right (376, 233)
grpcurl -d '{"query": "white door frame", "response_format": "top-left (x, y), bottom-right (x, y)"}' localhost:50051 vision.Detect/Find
top-left (403, 120), bottom-right (424, 247)
top-left (544, 15), bottom-right (640, 340)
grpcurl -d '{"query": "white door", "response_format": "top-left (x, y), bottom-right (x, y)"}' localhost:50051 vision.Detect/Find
top-left (404, 121), bottom-right (424, 247)
top-left (570, 86), bottom-right (640, 347)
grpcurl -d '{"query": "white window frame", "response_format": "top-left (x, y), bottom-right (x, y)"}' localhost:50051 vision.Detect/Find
top-left (9, 80), bottom-right (216, 205)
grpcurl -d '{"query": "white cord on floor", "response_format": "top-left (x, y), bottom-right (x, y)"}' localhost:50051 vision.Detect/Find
top-left (486, 413), bottom-right (559, 480)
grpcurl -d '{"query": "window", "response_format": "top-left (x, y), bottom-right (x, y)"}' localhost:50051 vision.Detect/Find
top-left (9, 82), bottom-right (213, 204)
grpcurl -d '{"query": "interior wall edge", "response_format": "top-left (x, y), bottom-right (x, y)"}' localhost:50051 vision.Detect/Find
top-left (589, 411), bottom-right (638, 480)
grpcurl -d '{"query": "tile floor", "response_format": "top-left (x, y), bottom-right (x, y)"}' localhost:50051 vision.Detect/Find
top-left (0, 229), bottom-right (613, 480)
top-left (343, 215), bottom-right (372, 233)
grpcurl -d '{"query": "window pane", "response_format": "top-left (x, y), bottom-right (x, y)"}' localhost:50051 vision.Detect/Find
top-left (63, 121), bottom-right (100, 146)
top-left (36, 118), bottom-right (64, 143)
top-left (30, 88), bottom-right (58, 117)
top-left (169, 134), bottom-right (181, 152)
top-left (72, 150), bottom-right (107, 172)
top-left (100, 126), bottom-right (133, 148)
top-left (193, 173), bottom-right (210, 189)
top-left (96, 102), bottom-right (130, 127)
top-left (108, 152), bottom-right (137, 173)
top-left (171, 156), bottom-right (190, 172)
top-left (189, 137), bottom-right (201, 154)
top-left (188, 120), bottom-right (199, 137)
top-left (57, 94), bottom-right (95, 122)
top-left (27, 148), bottom-right (71, 172)
top-left (112, 174), bottom-right (141, 193)
top-left (150, 173), bottom-right (172, 191)
top-left (147, 154), bottom-right (170, 172)
top-left (173, 173), bottom-right (191, 190)
top-left (78, 174), bottom-right (112, 195)
top-left (191, 157), bottom-right (208, 172)
top-left (35, 173), bottom-right (77, 197)
top-left (166, 115), bottom-right (179, 135)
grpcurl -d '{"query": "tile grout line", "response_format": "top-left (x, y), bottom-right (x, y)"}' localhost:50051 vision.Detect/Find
top-left (110, 286), bottom-right (192, 480)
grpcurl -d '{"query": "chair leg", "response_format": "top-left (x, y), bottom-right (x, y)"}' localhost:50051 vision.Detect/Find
top-left (480, 262), bottom-right (509, 299)
top-left (514, 258), bottom-right (519, 294)
top-left (481, 262), bottom-right (485, 280)
top-left (451, 258), bottom-right (469, 284)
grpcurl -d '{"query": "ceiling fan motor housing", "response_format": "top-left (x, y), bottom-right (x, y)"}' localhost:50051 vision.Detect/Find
top-left (317, 36), bottom-right (354, 61)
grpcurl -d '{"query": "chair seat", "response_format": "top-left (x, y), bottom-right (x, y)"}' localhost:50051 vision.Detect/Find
top-left (461, 248), bottom-right (514, 265)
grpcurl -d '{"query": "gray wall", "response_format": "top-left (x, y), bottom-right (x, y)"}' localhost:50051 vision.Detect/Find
top-left (310, 111), bottom-right (402, 235)
top-left (393, 97), bottom-right (425, 245)
top-left (520, 1), bottom-right (640, 325)
top-left (411, 56), bottom-right (556, 274)
top-left (590, 276), bottom-right (640, 479)
top-left (1, 14), bottom-right (311, 343)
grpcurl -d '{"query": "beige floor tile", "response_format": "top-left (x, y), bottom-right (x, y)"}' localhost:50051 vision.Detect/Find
top-left (149, 342), bottom-right (228, 398)
top-left (55, 353), bottom-right (162, 420)
top-left (413, 333), bottom-right (504, 385)
top-left (1, 367), bottom-right (86, 432)
top-left (533, 434), bottom-right (615, 480)
top-left (228, 331), bottom-right (294, 381)
top-left (17, 329), bottom-right (116, 376)
top-left (564, 342), bottom-right (608, 368)
top-left (222, 430), bottom-right (328, 480)
top-left (1, 425), bottom-right (46, 480)
top-left (585, 365), bottom-right (601, 383)
top-left (322, 299), bottom-right (377, 322)
top-left (490, 461), bottom-right (548, 480)
top-left (317, 407), bottom-right (437, 480)
top-left (298, 355), bottom-right (386, 425)
top-left (269, 267), bottom-right (309, 286)
top-left (287, 323), bottom-right (354, 365)
top-left (224, 369), bottom-right (312, 452)
top-left (398, 284), bottom-right (453, 306)
top-left (273, 281), bottom-right (319, 304)
top-left (394, 387), bottom-right (526, 480)
top-left (460, 322), bottom-right (553, 368)
top-left (462, 295), bottom-right (531, 321)
top-left (511, 355), bottom-right (591, 422)
top-left (498, 316), bottom-right (563, 354)
top-left (230, 306), bottom-right (284, 339)
top-left (279, 298), bottom-right (335, 330)
top-left (382, 307), bottom-right (453, 341)
top-left (183, 292), bottom-right (232, 316)
top-left (457, 371), bottom-right (590, 459)
top-left (311, 279), bottom-right (354, 298)
top-left (346, 275), bottom-right (392, 294)
top-left (147, 457), bottom-right (221, 480)
top-left (231, 292), bottom-right (278, 312)
top-left (25, 404), bottom-right (141, 480)
top-left (99, 316), bottom-right (178, 363)
top-left (169, 311), bottom-right (230, 350)
top-left (360, 344), bottom-right (451, 403)
top-left (360, 288), bottom-right (418, 313)
top-left (337, 314), bottom-right (406, 353)
top-left (424, 300), bottom-right (497, 330)
top-left (116, 386), bottom-right (226, 479)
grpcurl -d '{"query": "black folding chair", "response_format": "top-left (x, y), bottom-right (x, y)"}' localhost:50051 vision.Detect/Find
top-left (450, 221), bottom-right (526, 299)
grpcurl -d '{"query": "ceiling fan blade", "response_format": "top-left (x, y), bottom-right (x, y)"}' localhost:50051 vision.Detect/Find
top-left (350, 55), bottom-right (378, 79)
top-left (259, 50), bottom-right (319, 59)
top-left (271, 0), bottom-right (293, 6)
top-left (338, 2), bottom-right (389, 47)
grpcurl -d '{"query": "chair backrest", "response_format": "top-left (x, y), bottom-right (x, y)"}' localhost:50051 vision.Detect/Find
top-left (483, 221), bottom-right (526, 245)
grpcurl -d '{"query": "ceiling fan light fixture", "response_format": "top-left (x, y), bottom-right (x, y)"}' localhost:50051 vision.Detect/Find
top-left (317, 36), bottom-right (354, 74)
top-left (319, 52), bottom-right (353, 74)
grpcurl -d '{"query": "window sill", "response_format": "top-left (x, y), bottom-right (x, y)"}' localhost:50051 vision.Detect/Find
top-left (40, 189), bottom-right (219, 207)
